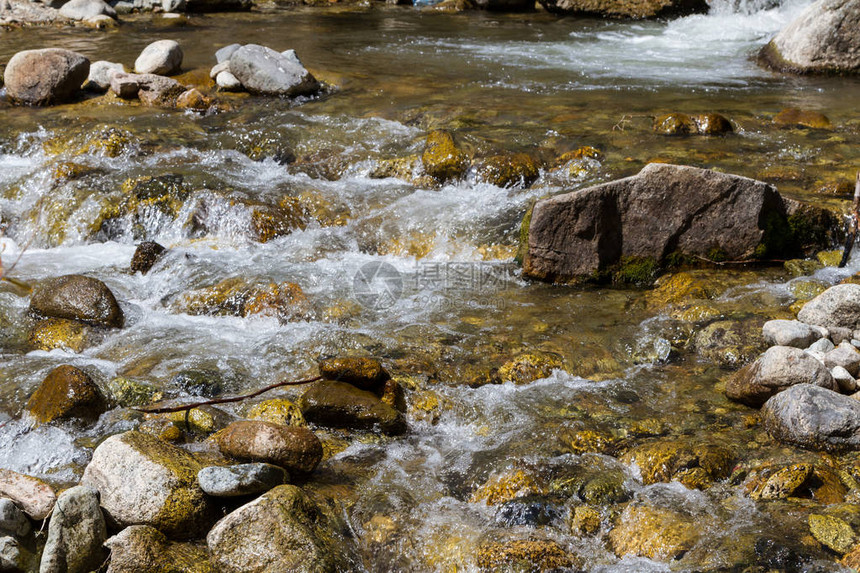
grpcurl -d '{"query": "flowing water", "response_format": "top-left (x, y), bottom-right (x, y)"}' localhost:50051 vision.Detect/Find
top-left (1, 0), bottom-right (860, 570)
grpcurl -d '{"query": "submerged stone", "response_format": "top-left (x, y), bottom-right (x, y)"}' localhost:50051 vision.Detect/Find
top-left (318, 357), bottom-right (390, 391)
top-left (26, 365), bottom-right (106, 425)
top-left (609, 503), bottom-right (700, 560)
top-left (808, 514), bottom-right (856, 554)
top-left (773, 108), bottom-right (832, 129)
top-left (299, 380), bottom-right (406, 435)
top-left (130, 241), bottom-right (167, 274)
top-left (422, 130), bottom-right (468, 183)
top-left (475, 538), bottom-right (576, 571)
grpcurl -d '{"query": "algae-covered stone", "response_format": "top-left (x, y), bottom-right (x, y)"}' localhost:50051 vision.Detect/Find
top-left (622, 439), bottom-right (733, 488)
top-left (40, 485), bottom-right (107, 573)
top-left (809, 514), bottom-right (856, 554)
top-left (609, 503), bottom-right (700, 560)
top-left (138, 418), bottom-right (183, 442)
top-left (422, 130), bottom-right (467, 183)
top-left (750, 463), bottom-right (813, 500)
top-left (299, 380), bottom-right (406, 436)
top-left (475, 538), bottom-right (576, 572)
top-left (570, 505), bottom-right (602, 536)
top-left (475, 153), bottom-right (541, 189)
top-left (82, 431), bottom-right (213, 538)
top-left (0, 471), bottom-right (56, 521)
top-left (496, 352), bottom-right (563, 385)
top-left (28, 318), bottom-right (94, 353)
top-left (170, 369), bottom-right (224, 397)
top-left (318, 357), bottom-right (390, 391)
top-left (174, 277), bottom-right (312, 323)
top-left (207, 484), bottom-right (353, 573)
top-left (247, 398), bottom-right (306, 427)
top-left (164, 405), bottom-right (231, 434)
top-left (471, 469), bottom-right (541, 506)
top-left (107, 377), bottom-right (163, 408)
top-left (214, 420), bottom-right (322, 474)
top-left (653, 113), bottom-right (695, 135)
top-left (26, 365), bottom-right (107, 425)
top-left (694, 319), bottom-right (766, 369)
top-left (774, 108), bottom-right (832, 129)
top-left (29, 274), bottom-right (123, 328)
top-left (105, 525), bottom-right (214, 573)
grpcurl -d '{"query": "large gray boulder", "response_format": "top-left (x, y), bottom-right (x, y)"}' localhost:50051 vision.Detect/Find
top-left (59, 0), bottom-right (116, 20)
top-left (207, 485), bottom-right (353, 573)
top-left (725, 345), bottom-right (838, 407)
top-left (228, 44), bottom-right (320, 97)
top-left (762, 384), bottom-right (860, 451)
top-left (537, 0), bottom-right (706, 17)
top-left (798, 284), bottom-right (860, 331)
top-left (3, 49), bottom-right (89, 106)
top-left (134, 40), bottom-right (183, 76)
top-left (40, 486), bottom-right (106, 573)
top-left (759, 0), bottom-right (860, 74)
top-left (761, 319), bottom-right (825, 348)
top-left (29, 274), bottom-right (123, 328)
top-left (81, 431), bottom-right (213, 539)
top-left (522, 164), bottom-right (808, 283)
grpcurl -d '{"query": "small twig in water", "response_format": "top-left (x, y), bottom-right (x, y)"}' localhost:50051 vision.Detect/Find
top-left (692, 255), bottom-right (788, 266)
top-left (134, 375), bottom-right (323, 414)
top-left (838, 171), bottom-right (860, 268)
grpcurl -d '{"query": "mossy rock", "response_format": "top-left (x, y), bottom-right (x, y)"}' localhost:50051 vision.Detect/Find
top-left (570, 505), bottom-right (602, 536)
top-left (163, 405), bottom-right (232, 435)
top-left (611, 256), bottom-right (659, 287)
top-left (105, 525), bottom-right (214, 573)
top-left (622, 439), bottom-right (734, 488)
top-left (107, 377), bottom-right (164, 408)
top-left (475, 153), bottom-right (541, 189)
top-left (817, 250), bottom-right (844, 268)
top-left (421, 130), bottom-right (468, 182)
top-left (249, 202), bottom-right (307, 243)
top-left (692, 113), bottom-right (733, 135)
top-left (298, 380), bottom-right (406, 436)
top-left (693, 318), bottom-right (765, 369)
top-left (475, 538), bottom-right (577, 572)
top-left (246, 398), bottom-right (307, 427)
top-left (496, 351), bottom-right (563, 385)
top-left (653, 113), bottom-right (696, 136)
top-left (52, 161), bottom-right (100, 183)
top-left (609, 503), bottom-right (700, 560)
top-left (173, 277), bottom-right (313, 323)
top-left (43, 127), bottom-right (134, 159)
top-left (809, 514), bottom-right (857, 554)
top-left (138, 418), bottom-right (184, 443)
top-left (557, 427), bottom-right (624, 456)
top-left (28, 318), bottom-right (96, 352)
top-left (318, 356), bottom-right (390, 391)
top-left (26, 365), bottom-right (107, 425)
top-left (471, 469), bottom-right (542, 506)
top-left (750, 463), bottom-right (813, 500)
top-left (784, 258), bottom-right (824, 277)
top-left (774, 108), bottom-right (832, 130)
top-left (646, 271), bottom-right (717, 311)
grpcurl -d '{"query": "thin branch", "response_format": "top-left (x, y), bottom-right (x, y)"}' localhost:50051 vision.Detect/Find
top-left (691, 254), bottom-right (788, 266)
top-left (134, 375), bottom-right (323, 414)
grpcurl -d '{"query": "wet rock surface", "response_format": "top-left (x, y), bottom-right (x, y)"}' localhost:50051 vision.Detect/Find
top-left (523, 164), bottom-right (815, 283)
top-left (214, 421), bottom-right (323, 474)
top-left (105, 525), bottom-right (214, 573)
top-left (40, 485), bottom-right (107, 573)
top-left (763, 384), bottom-right (860, 452)
top-left (536, 0), bottom-right (707, 18)
top-left (3, 49), bottom-right (89, 106)
top-left (198, 463), bottom-right (288, 497)
top-left (25, 365), bottom-right (107, 424)
top-left (206, 484), bottom-right (354, 573)
top-left (299, 380), bottom-right (407, 435)
top-left (759, 0), bottom-right (860, 74)
top-left (29, 274), bottom-right (123, 328)
top-left (82, 431), bottom-right (213, 538)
